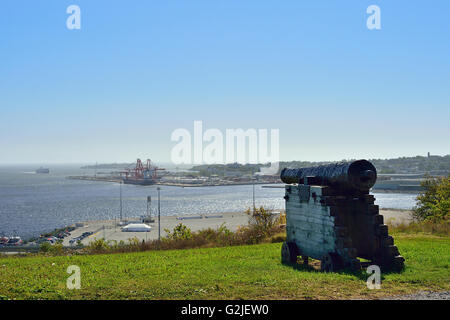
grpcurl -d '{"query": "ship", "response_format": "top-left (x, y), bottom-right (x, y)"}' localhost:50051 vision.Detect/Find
top-left (120, 159), bottom-right (164, 186)
top-left (123, 177), bottom-right (157, 186)
top-left (36, 167), bottom-right (50, 174)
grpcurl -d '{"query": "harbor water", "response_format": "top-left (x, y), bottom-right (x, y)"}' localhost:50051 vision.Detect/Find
top-left (0, 165), bottom-right (418, 239)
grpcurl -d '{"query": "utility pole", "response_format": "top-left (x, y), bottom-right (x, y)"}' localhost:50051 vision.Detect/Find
top-left (119, 181), bottom-right (123, 221)
top-left (147, 196), bottom-right (152, 222)
top-left (252, 179), bottom-right (256, 213)
top-left (252, 168), bottom-right (256, 213)
top-left (157, 187), bottom-right (161, 241)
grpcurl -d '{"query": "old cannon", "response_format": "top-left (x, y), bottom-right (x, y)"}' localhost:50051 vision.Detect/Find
top-left (280, 160), bottom-right (404, 272)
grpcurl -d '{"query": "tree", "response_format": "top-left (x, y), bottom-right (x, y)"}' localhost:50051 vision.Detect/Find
top-left (413, 175), bottom-right (450, 222)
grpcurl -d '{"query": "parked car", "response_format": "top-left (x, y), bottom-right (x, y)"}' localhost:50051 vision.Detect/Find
top-left (7, 237), bottom-right (23, 246)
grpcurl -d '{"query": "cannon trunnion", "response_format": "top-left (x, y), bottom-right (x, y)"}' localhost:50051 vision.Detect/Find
top-left (281, 160), bottom-right (404, 272)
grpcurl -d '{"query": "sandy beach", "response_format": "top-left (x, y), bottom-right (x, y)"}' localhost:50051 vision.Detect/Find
top-left (379, 208), bottom-right (413, 225)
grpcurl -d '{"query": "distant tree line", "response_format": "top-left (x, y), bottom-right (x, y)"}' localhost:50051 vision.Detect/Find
top-left (191, 155), bottom-right (450, 176)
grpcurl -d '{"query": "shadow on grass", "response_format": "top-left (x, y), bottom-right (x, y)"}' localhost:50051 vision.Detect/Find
top-left (281, 259), bottom-right (405, 281)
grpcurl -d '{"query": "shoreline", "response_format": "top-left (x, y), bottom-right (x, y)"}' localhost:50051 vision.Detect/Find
top-left (371, 189), bottom-right (420, 194)
top-left (66, 175), bottom-right (281, 187)
top-left (67, 175), bottom-right (423, 193)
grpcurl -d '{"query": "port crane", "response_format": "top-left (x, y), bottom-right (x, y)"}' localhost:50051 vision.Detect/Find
top-left (120, 159), bottom-right (165, 183)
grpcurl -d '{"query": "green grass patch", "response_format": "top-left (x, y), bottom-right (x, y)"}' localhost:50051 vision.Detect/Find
top-left (0, 234), bottom-right (448, 300)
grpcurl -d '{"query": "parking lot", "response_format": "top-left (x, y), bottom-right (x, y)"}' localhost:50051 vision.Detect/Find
top-left (62, 212), bottom-right (249, 246)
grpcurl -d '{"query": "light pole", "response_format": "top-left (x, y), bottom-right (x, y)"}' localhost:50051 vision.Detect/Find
top-left (252, 177), bottom-right (256, 213)
top-left (119, 181), bottom-right (123, 221)
top-left (147, 196), bottom-right (152, 222)
top-left (157, 187), bottom-right (161, 241)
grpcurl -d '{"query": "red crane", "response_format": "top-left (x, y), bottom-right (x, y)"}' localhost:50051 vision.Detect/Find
top-left (120, 159), bottom-right (165, 181)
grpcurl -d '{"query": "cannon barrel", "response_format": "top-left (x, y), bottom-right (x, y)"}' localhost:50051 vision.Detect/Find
top-left (280, 160), bottom-right (377, 192)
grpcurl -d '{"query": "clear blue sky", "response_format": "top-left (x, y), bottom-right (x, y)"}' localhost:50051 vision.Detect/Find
top-left (1, 0), bottom-right (449, 164)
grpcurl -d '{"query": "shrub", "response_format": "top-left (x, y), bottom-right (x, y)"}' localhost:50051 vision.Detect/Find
top-left (39, 242), bottom-right (51, 253)
top-left (413, 175), bottom-right (449, 222)
top-left (49, 242), bottom-right (64, 255)
top-left (86, 238), bottom-right (109, 253)
top-left (245, 206), bottom-right (277, 235)
top-left (275, 212), bottom-right (286, 226)
top-left (195, 223), bottom-right (233, 246)
top-left (127, 237), bottom-right (140, 247)
top-left (388, 220), bottom-right (449, 236)
top-left (270, 233), bottom-right (286, 243)
top-left (164, 223), bottom-right (192, 241)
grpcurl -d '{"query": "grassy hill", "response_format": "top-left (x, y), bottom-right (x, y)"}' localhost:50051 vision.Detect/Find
top-left (0, 233), bottom-right (448, 300)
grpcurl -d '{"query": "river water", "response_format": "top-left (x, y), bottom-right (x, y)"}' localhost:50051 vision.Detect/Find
top-left (0, 165), bottom-right (418, 239)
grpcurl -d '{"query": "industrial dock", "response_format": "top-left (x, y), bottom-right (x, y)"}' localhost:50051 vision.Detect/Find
top-left (67, 158), bottom-right (281, 187)
top-left (66, 175), bottom-right (282, 187)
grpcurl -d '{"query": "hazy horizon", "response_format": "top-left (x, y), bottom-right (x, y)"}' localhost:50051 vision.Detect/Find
top-left (0, 152), bottom-right (448, 167)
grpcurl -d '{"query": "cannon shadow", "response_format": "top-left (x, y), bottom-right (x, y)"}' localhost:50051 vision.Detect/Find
top-left (281, 259), bottom-right (405, 281)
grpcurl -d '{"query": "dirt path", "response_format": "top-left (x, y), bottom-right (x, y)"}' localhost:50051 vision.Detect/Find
top-left (382, 291), bottom-right (450, 300)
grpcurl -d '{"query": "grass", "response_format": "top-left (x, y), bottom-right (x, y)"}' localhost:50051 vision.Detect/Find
top-left (388, 220), bottom-right (449, 236)
top-left (0, 232), bottom-right (449, 300)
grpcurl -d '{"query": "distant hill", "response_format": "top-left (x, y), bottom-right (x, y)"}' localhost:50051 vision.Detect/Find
top-left (281, 155), bottom-right (450, 174)
top-left (83, 155), bottom-right (450, 175)
top-left (80, 163), bottom-right (134, 170)
top-left (190, 155), bottom-right (450, 176)
top-left (368, 155), bottom-right (450, 174)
